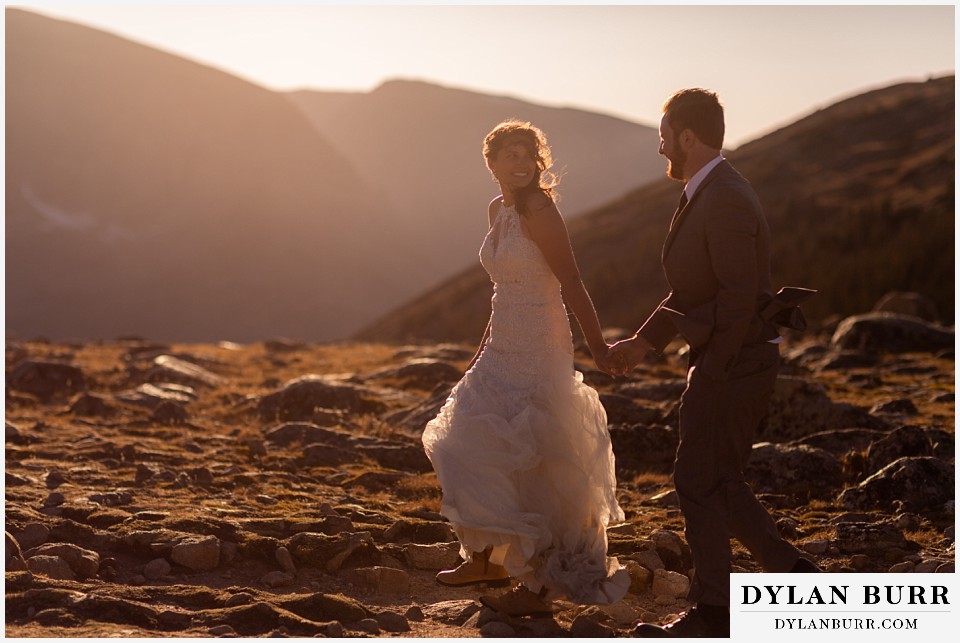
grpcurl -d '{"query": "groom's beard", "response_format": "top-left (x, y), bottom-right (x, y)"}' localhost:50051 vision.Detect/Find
top-left (666, 142), bottom-right (686, 181)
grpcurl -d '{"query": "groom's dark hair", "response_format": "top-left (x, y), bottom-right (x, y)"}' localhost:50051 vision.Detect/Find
top-left (663, 89), bottom-right (725, 149)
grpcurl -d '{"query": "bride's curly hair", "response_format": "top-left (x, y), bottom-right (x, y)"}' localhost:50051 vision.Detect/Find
top-left (482, 120), bottom-right (560, 216)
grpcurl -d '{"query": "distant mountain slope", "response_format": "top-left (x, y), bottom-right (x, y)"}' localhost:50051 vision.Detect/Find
top-left (287, 80), bottom-right (663, 282)
top-left (5, 8), bottom-right (427, 342)
top-left (357, 76), bottom-right (955, 343)
top-left (6, 8), bottom-right (667, 343)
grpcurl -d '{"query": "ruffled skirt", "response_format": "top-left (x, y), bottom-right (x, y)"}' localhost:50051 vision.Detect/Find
top-left (422, 352), bottom-right (629, 605)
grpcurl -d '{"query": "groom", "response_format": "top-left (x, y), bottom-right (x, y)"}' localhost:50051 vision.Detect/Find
top-left (609, 88), bottom-right (818, 638)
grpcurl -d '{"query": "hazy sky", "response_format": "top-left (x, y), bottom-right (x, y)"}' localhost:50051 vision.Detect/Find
top-left (7, 2), bottom-right (957, 148)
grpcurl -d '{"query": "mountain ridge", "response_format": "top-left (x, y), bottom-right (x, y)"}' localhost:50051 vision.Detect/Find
top-left (5, 9), bottom-right (656, 341)
top-left (356, 74), bottom-right (955, 344)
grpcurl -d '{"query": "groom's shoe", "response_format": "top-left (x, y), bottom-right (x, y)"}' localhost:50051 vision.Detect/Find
top-left (632, 604), bottom-right (730, 638)
top-left (790, 556), bottom-right (822, 573)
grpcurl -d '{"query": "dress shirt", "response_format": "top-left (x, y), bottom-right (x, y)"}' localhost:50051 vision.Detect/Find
top-left (682, 154), bottom-right (725, 202)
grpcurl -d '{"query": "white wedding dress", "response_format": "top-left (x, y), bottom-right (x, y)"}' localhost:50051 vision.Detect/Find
top-left (422, 200), bottom-right (630, 605)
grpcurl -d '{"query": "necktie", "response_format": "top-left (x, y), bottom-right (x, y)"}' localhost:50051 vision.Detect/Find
top-left (669, 191), bottom-right (688, 231)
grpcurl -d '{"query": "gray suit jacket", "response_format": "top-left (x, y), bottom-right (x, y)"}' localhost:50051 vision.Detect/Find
top-left (639, 160), bottom-right (778, 380)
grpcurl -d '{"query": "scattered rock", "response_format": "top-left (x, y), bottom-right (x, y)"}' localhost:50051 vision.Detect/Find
top-left (570, 614), bottom-right (615, 639)
top-left (651, 569), bottom-right (690, 600)
top-left (278, 592), bottom-right (369, 624)
top-left (45, 469), bottom-right (67, 488)
top-left (865, 426), bottom-right (935, 472)
top-left (480, 621), bottom-right (518, 637)
top-left (6, 531), bottom-right (27, 571)
top-left (788, 428), bottom-right (885, 456)
top-left (831, 312), bottom-right (953, 354)
top-left (420, 599), bottom-right (481, 626)
top-left (261, 571), bottom-right (295, 587)
top-left (374, 610), bottom-right (411, 633)
top-left (287, 531), bottom-right (378, 572)
top-left (895, 513), bottom-right (922, 531)
top-left (838, 456), bottom-right (954, 512)
top-left (352, 618), bottom-right (381, 634)
top-left (381, 385), bottom-right (451, 433)
top-left (148, 354), bottom-right (224, 387)
top-left (34, 608), bottom-right (83, 627)
top-left (275, 546), bottom-right (297, 574)
top-left (24, 542), bottom-right (100, 578)
top-left (624, 560), bottom-right (652, 593)
top-left (649, 530), bottom-right (692, 573)
top-left (144, 557), bottom-right (172, 579)
top-left (745, 442), bottom-right (842, 497)
top-left (3, 336), bottom-right (954, 639)
top-left (404, 542), bottom-right (461, 570)
top-left (802, 539), bottom-right (831, 555)
top-left (7, 359), bottom-right (86, 400)
top-left (872, 291), bottom-right (940, 323)
top-left (115, 383), bottom-right (197, 409)
top-left (152, 400), bottom-right (189, 424)
top-left (264, 338), bottom-right (307, 353)
top-left (834, 521), bottom-right (914, 557)
top-left (170, 535), bottom-right (220, 571)
top-left (870, 399), bottom-right (919, 417)
top-left (69, 392), bottom-right (117, 416)
top-left (760, 376), bottom-right (886, 442)
top-left (26, 554), bottom-right (76, 580)
top-left (630, 547), bottom-right (666, 573)
top-left (609, 424), bottom-right (678, 471)
top-left (367, 359), bottom-right (462, 390)
top-left (850, 554), bottom-right (872, 570)
top-left (257, 375), bottom-right (385, 421)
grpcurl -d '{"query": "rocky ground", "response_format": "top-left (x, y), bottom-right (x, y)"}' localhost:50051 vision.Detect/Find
top-left (4, 310), bottom-right (955, 638)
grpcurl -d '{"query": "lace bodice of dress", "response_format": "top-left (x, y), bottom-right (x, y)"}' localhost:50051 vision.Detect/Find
top-left (477, 201), bottom-right (574, 386)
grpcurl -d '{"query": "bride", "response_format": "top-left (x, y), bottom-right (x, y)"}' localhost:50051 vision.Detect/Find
top-left (422, 120), bottom-right (630, 618)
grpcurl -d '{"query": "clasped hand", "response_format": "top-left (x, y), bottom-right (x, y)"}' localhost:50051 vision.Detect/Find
top-left (594, 335), bottom-right (652, 377)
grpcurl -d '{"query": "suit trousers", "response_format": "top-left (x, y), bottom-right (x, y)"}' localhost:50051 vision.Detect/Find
top-left (674, 341), bottom-right (801, 607)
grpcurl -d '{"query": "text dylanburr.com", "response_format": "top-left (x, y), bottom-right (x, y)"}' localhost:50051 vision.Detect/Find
top-left (731, 573), bottom-right (957, 640)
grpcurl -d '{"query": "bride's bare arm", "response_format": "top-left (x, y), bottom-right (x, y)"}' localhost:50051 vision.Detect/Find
top-left (523, 195), bottom-right (611, 369)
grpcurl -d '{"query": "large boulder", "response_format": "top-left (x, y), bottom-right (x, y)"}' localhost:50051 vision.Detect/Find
top-left (381, 385), bottom-right (451, 434)
top-left (872, 291), bottom-right (940, 323)
top-left (7, 359), bottom-right (86, 401)
top-left (366, 359), bottom-right (462, 391)
top-left (838, 456), bottom-right (954, 513)
top-left (745, 442), bottom-right (843, 498)
top-left (266, 423), bottom-right (431, 472)
top-left (865, 425), bottom-right (935, 473)
top-left (114, 383), bottom-right (197, 409)
top-left (787, 428), bottom-right (885, 456)
top-left (831, 312), bottom-right (953, 354)
top-left (758, 376), bottom-right (886, 442)
top-left (833, 521), bottom-right (915, 558)
top-left (258, 375), bottom-right (386, 421)
top-left (608, 424), bottom-right (678, 472)
top-left (147, 355), bottom-right (223, 388)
